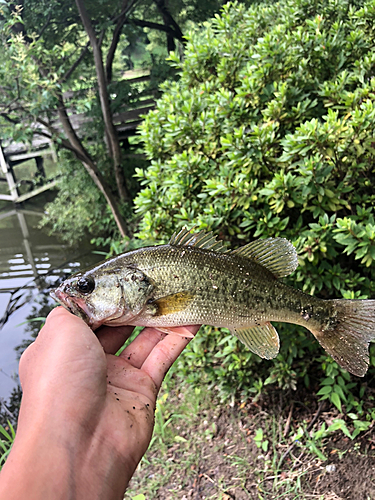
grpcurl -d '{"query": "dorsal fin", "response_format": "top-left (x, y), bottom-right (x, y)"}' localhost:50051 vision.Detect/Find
top-left (232, 237), bottom-right (298, 278)
top-left (169, 228), bottom-right (228, 253)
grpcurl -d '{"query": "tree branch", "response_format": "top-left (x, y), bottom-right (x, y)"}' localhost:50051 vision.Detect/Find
top-left (0, 112), bottom-right (19, 125)
top-left (54, 94), bottom-right (92, 161)
top-left (0, 94), bottom-right (23, 114)
top-left (105, 0), bottom-right (136, 83)
top-left (38, 11), bottom-right (52, 38)
top-left (35, 116), bottom-right (84, 160)
top-left (127, 18), bottom-right (182, 39)
top-left (1, 102), bottom-right (88, 164)
top-left (60, 41), bottom-right (90, 83)
top-left (154, 0), bottom-right (184, 39)
top-left (54, 93), bottom-right (128, 235)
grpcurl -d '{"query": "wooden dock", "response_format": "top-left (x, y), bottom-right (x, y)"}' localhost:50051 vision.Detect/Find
top-left (0, 142), bottom-right (58, 203)
top-left (0, 75), bottom-right (155, 204)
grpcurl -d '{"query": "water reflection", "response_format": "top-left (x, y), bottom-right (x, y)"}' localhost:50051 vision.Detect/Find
top-left (0, 207), bottom-right (102, 410)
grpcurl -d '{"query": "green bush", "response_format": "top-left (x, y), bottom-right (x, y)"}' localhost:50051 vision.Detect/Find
top-left (134, 0), bottom-right (375, 404)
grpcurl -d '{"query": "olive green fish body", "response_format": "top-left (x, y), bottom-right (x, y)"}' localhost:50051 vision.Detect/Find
top-left (118, 245), bottom-right (321, 331)
top-left (51, 229), bottom-right (375, 377)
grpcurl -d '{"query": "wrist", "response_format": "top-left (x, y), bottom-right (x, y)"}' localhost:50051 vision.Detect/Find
top-left (0, 426), bottom-right (74, 500)
top-left (0, 415), bottom-right (133, 500)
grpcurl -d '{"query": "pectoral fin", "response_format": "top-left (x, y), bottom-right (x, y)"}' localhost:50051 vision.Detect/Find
top-left (153, 291), bottom-right (195, 317)
top-left (230, 322), bottom-right (280, 359)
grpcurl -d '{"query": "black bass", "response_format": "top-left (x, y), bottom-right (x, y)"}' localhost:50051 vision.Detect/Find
top-left (51, 228), bottom-right (375, 377)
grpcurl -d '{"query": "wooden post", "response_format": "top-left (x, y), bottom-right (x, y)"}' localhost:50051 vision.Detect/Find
top-left (49, 140), bottom-right (58, 163)
top-left (0, 144), bottom-right (19, 202)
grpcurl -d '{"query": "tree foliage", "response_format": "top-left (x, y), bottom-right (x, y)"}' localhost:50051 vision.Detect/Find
top-left (0, 0), bottom-right (233, 241)
top-left (0, 1), bottom-right (133, 236)
top-left (135, 0), bottom-right (375, 398)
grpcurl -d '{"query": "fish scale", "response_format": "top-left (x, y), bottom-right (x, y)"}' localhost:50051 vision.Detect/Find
top-left (51, 228), bottom-right (375, 377)
top-left (128, 246), bottom-right (309, 328)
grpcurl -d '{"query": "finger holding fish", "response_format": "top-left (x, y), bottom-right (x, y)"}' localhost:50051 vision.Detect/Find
top-left (102, 325), bottom-right (199, 400)
top-left (97, 324), bottom-right (135, 354)
top-left (117, 325), bottom-right (199, 370)
top-left (140, 326), bottom-right (199, 389)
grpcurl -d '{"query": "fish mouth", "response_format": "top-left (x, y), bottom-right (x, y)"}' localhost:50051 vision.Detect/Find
top-left (50, 288), bottom-right (91, 325)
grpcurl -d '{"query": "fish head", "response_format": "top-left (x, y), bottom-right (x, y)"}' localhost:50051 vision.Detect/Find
top-left (50, 265), bottom-right (154, 330)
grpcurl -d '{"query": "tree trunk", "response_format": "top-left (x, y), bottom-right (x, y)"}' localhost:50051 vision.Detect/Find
top-left (56, 94), bottom-right (128, 238)
top-left (75, 0), bottom-right (130, 202)
top-left (154, 0), bottom-right (184, 52)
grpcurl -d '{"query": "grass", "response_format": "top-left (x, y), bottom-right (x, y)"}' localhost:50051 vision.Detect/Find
top-left (0, 421), bottom-right (15, 470)
top-left (124, 385), bottom-right (215, 498)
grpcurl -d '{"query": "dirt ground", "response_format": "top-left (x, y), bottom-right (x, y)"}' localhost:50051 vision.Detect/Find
top-left (126, 394), bottom-right (375, 500)
top-left (2, 380), bottom-right (374, 499)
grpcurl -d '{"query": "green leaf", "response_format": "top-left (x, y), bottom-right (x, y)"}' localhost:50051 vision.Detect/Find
top-left (317, 386), bottom-right (332, 396)
top-left (331, 392), bottom-right (342, 413)
top-left (0, 427), bottom-right (12, 442)
top-left (327, 419), bottom-right (352, 438)
top-left (174, 435), bottom-right (188, 443)
top-left (321, 377), bottom-right (335, 386)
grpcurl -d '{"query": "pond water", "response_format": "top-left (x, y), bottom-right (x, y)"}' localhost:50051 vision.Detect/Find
top-left (0, 204), bottom-right (103, 404)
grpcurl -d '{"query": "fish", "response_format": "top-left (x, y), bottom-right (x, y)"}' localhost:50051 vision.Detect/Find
top-left (50, 228), bottom-right (375, 377)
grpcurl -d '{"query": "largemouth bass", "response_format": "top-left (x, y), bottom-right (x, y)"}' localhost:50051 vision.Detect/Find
top-left (51, 228), bottom-right (375, 377)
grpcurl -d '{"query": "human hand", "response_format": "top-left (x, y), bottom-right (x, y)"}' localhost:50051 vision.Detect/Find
top-left (0, 307), bottom-right (199, 500)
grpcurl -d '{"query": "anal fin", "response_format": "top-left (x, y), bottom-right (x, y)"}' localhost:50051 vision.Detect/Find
top-left (230, 322), bottom-right (280, 359)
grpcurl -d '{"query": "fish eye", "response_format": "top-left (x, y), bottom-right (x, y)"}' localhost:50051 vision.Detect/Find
top-left (76, 276), bottom-right (95, 295)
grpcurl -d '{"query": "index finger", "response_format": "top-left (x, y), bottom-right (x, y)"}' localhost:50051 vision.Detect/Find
top-left (141, 325), bottom-right (200, 389)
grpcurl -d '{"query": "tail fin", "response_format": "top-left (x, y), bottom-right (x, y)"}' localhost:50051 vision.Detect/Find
top-left (312, 299), bottom-right (375, 377)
